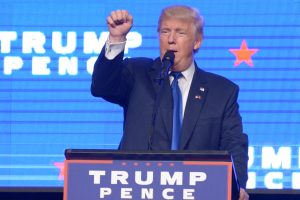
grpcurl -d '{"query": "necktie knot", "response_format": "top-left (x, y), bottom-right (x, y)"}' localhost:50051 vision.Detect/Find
top-left (170, 71), bottom-right (183, 81)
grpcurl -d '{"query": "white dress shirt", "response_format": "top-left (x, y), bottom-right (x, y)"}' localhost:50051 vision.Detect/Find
top-left (169, 63), bottom-right (194, 118)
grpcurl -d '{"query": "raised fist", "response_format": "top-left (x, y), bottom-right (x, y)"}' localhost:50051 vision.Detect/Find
top-left (106, 10), bottom-right (133, 43)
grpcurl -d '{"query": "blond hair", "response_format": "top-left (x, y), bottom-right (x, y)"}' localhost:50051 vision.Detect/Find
top-left (157, 5), bottom-right (204, 39)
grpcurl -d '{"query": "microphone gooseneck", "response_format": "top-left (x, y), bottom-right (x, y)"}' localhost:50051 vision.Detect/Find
top-left (149, 50), bottom-right (175, 150)
top-left (160, 50), bottom-right (175, 80)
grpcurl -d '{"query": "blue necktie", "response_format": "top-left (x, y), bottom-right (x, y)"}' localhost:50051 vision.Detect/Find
top-left (170, 72), bottom-right (183, 150)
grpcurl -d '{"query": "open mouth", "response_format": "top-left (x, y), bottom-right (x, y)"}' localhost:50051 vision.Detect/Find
top-left (168, 50), bottom-right (178, 53)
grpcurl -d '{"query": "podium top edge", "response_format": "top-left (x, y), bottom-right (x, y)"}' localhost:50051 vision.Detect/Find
top-left (64, 149), bottom-right (232, 162)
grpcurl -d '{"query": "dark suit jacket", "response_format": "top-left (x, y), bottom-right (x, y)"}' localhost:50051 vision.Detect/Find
top-left (91, 48), bottom-right (248, 188)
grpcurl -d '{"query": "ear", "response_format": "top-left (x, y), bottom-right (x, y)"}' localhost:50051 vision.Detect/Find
top-left (193, 36), bottom-right (202, 51)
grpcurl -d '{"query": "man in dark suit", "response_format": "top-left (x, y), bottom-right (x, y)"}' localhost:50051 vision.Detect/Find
top-left (91, 5), bottom-right (249, 199)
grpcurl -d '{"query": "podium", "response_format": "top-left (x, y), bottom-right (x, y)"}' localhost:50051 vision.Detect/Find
top-left (64, 149), bottom-right (240, 200)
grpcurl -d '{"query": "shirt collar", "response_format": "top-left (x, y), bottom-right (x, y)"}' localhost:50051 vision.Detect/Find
top-left (181, 62), bottom-right (195, 84)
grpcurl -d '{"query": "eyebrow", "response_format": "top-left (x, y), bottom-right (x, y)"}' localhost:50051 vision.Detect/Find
top-left (160, 27), bottom-right (187, 32)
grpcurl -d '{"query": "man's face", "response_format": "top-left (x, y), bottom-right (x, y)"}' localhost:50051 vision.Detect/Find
top-left (159, 18), bottom-right (202, 72)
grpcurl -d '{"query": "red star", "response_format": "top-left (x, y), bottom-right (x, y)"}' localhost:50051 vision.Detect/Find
top-left (54, 162), bottom-right (64, 180)
top-left (229, 40), bottom-right (259, 67)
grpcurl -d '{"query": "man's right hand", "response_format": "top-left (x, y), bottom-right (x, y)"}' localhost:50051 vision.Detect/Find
top-left (106, 10), bottom-right (133, 43)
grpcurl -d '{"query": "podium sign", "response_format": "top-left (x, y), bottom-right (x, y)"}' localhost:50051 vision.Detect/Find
top-left (64, 150), bottom-right (237, 200)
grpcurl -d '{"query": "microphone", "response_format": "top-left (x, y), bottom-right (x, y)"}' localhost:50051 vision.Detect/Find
top-left (160, 50), bottom-right (175, 80)
top-left (149, 50), bottom-right (175, 150)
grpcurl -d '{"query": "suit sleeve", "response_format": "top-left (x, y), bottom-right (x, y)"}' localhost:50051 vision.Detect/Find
top-left (220, 85), bottom-right (249, 188)
top-left (91, 47), bottom-right (134, 107)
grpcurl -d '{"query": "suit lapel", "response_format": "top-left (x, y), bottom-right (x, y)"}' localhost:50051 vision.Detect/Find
top-left (180, 67), bottom-right (208, 149)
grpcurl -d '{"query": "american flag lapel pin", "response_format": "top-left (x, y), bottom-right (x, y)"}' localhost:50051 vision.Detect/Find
top-left (195, 95), bottom-right (202, 100)
top-left (195, 87), bottom-right (205, 99)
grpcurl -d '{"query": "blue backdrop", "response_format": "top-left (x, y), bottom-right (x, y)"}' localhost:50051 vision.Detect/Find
top-left (0, 0), bottom-right (300, 189)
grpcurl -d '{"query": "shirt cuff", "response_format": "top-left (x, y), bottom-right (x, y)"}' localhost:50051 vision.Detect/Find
top-left (105, 39), bottom-right (126, 60)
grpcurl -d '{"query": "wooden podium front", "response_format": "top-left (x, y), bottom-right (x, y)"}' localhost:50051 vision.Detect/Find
top-left (64, 149), bottom-right (240, 200)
